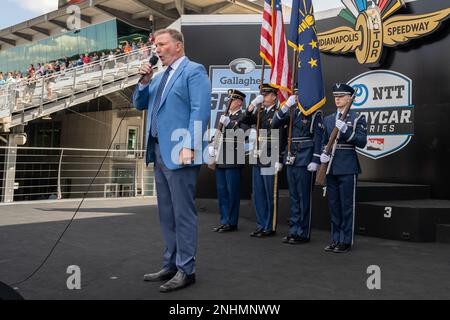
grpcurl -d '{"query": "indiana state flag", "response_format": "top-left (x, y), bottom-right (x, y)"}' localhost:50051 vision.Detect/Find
top-left (288, 0), bottom-right (326, 116)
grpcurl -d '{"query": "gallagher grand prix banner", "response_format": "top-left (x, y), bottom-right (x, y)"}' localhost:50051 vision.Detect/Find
top-left (209, 58), bottom-right (271, 153)
top-left (210, 58), bottom-right (270, 128)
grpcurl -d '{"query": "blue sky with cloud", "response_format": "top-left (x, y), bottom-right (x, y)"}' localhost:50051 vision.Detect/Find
top-left (1, 0), bottom-right (58, 29)
top-left (0, 0), bottom-right (343, 30)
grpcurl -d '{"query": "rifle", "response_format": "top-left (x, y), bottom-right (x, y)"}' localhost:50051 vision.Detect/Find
top-left (315, 98), bottom-right (355, 186)
top-left (208, 91), bottom-right (233, 170)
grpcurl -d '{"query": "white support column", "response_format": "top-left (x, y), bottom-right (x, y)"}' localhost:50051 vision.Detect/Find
top-left (2, 135), bottom-right (18, 203)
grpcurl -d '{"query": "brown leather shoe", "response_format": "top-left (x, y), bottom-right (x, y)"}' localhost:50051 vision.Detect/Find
top-left (143, 269), bottom-right (177, 282)
top-left (159, 271), bottom-right (196, 293)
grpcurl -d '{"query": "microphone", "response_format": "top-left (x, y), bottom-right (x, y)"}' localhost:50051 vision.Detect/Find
top-left (139, 55), bottom-right (159, 83)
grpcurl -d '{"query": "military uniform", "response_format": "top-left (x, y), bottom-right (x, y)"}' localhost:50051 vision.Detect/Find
top-left (272, 104), bottom-right (324, 244)
top-left (321, 83), bottom-right (367, 253)
top-left (212, 90), bottom-right (249, 233)
top-left (240, 84), bottom-right (285, 237)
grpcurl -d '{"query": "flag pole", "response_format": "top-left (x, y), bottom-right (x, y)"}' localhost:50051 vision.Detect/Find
top-left (255, 59), bottom-right (266, 158)
top-left (287, 50), bottom-right (298, 165)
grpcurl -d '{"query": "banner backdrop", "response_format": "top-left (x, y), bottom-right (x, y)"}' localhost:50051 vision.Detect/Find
top-left (183, 0), bottom-right (450, 199)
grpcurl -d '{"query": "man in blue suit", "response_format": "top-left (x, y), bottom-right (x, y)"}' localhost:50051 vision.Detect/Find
top-left (320, 83), bottom-right (367, 253)
top-left (272, 95), bottom-right (324, 244)
top-left (133, 29), bottom-right (211, 292)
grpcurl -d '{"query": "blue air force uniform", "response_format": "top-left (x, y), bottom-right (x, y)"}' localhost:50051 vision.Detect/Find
top-left (240, 84), bottom-right (285, 237)
top-left (272, 105), bottom-right (324, 243)
top-left (212, 89), bottom-right (249, 233)
top-left (322, 84), bottom-right (367, 253)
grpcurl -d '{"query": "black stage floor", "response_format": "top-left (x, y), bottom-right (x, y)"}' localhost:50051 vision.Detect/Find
top-left (0, 198), bottom-right (449, 300)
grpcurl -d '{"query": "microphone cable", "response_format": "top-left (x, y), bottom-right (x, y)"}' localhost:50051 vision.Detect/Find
top-left (8, 55), bottom-right (159, 287)
top-left (9, 107), bottom-right (129, 287)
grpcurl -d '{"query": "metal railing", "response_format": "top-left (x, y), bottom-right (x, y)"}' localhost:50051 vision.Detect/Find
top-left (0, 146), bottom-right (155, 202)
top-left (0, 45), bottom-right (158, 121)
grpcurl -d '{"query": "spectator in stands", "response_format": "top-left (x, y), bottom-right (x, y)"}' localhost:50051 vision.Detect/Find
top-left (23, 70), bottom-right (37, 103)
top-left (64, 57), bottom-right (70, 68)
top-left (82, 53), bottom-right (91, 72)
top-left (107, 51), bottom-right (115, 69)
top-left (124, 42), bottom-right (132, 63)
top-left (116, 46), bottom-right (125, 67)
top-left (83, 53), bottom-right (91, 65)
top-left (100, 51), bottom-right (107, 68)
top-left (77, 55), bottom-right (84, 67)
top-left (91, 52), bottom-right (101, 71)
top-left (0, 73), bottom-right (5, 87)
top-left (148, 33), bottom-right (155, 44)
top-left (45, 64), bottom-right (56, 99)
top-left (13, 73), bottom-right (22, 103)
top-left (5, 72), bottom-right (15, 85)
top-left (54, 61), bottom-right (61, 73)
top-left (36, 63), bottom-right (44, 76)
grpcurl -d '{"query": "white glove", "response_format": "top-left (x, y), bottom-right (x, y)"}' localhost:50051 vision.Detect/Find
top-left (275, 161), bottom-right (283, 172)
top-left (281, 104), bottom-right (289, 114)
top-left (208, 145), bottom-right (216, 157)
top-left (336, 119), bottom-right (348, 133)
top-left (219, 115), bottom-right (230, 127)
top-left (320, 153), bottom-right (330, 164)
top-left (307, 162), bottom-right (319, 172)
top-left (281, 95), bottom-right (297, 113)
top-left (251, 95), bottom-right (264, 106)
top-left (286, 95), bottom-right (297, 107)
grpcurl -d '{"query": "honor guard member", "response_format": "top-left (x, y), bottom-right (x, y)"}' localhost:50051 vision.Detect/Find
top-left (271, 94), bottom-right (324, 244)
top-left (320, 83), bottom-right (367, 253)
top-left (209, 89), bottom-right (250, 233)
top-left (240, 84), bottom-right (285, 238)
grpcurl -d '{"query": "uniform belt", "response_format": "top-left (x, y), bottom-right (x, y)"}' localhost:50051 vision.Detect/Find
top-left (291, 137), bottom-right (312, 142)
top-left (222, 138), bottom-right (243, 142)
top-left (258, 137), bottom-right (277, 142)
top-left (336, 144), bottom-right (354, 150)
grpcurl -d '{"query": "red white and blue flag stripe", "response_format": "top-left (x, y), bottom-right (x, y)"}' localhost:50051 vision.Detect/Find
top-left (260, 0), bottom-right (291, 104)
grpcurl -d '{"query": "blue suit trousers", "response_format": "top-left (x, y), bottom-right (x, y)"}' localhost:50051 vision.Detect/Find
top-left (154, 143), bottom-right (200, 275)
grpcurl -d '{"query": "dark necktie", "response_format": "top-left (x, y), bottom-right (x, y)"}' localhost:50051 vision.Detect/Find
top-left (151, 66), bottom-right (172, 138)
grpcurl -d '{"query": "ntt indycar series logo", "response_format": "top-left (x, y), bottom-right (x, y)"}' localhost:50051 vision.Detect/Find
top-left (348, 70), bottom-right (414, 159)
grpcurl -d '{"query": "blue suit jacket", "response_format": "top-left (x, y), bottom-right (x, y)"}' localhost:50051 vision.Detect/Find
top-left (322, 110), bottom-right (367, 175)
top-left (272, 108), bottom-right (324, 166)
top-left (133, 57), bottom-right (211, 170)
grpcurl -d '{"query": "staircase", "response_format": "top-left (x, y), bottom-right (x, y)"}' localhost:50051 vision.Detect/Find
top-left (0, 46), bottom-right (162, 132)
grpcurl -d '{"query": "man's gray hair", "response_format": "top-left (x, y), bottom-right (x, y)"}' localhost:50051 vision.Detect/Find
top-left (154, 29), bottom-right (184, 45)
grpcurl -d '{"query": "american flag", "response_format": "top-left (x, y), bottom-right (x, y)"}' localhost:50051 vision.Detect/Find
top-left (260, 0), bottom-right (292, 104)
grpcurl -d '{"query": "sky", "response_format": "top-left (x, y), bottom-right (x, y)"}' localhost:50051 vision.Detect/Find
top-left (0, 0), bottom-right (344, 30)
